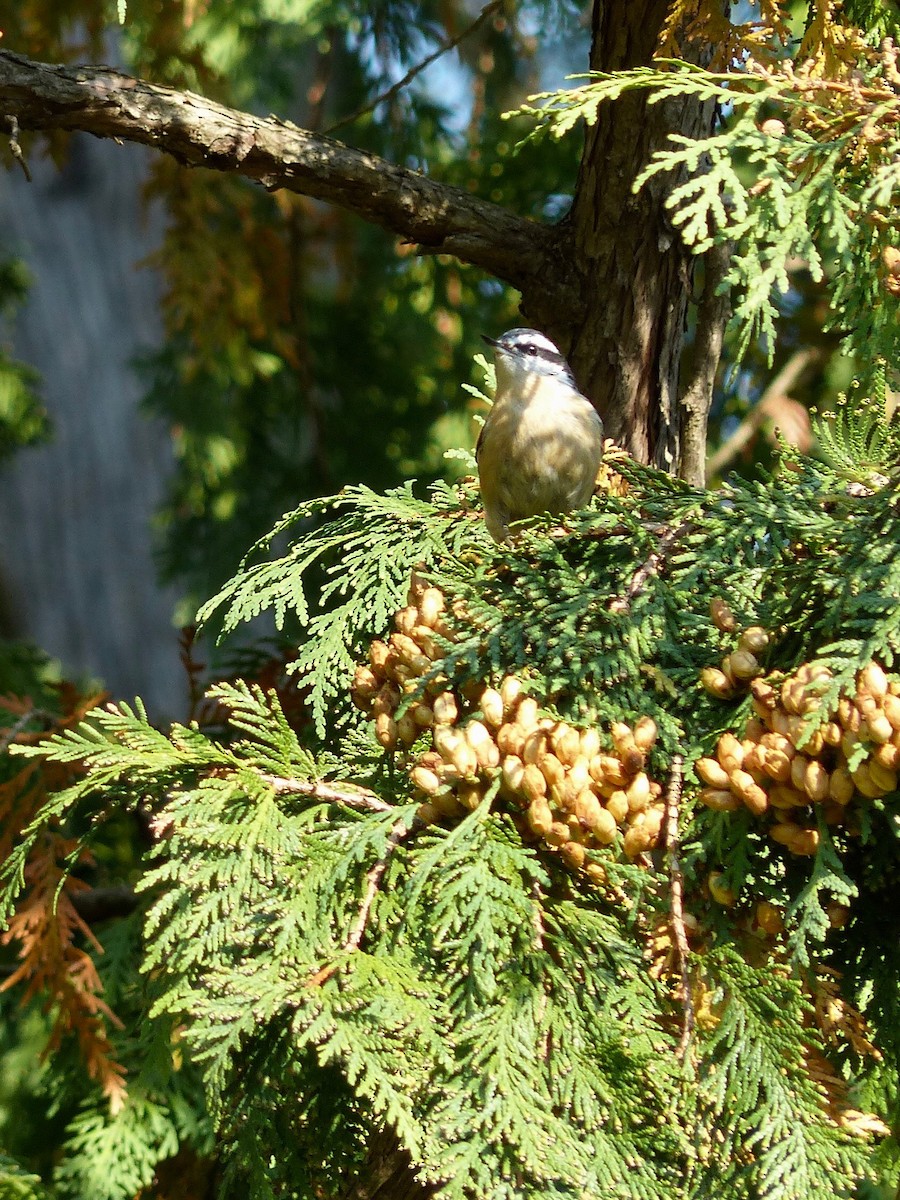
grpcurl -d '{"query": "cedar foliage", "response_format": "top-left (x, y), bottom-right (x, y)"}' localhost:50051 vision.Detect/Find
top-left (5, 406), bottom-right (900, 1198)
top-left (0, 259), bottom-right (48, 462)
top-left (518, 2), bottom-right (900, 373)
top-left (4, 2), bottom-right (900, 1198)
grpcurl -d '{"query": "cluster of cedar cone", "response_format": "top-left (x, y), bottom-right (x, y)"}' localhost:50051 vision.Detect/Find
top-left (347, 577), bottom-right (888, 1139)
top-left (352, 581), bottom-right (900, 892)
top-left (699, 600), bottom-right (899, 858)
top-left (351, 575), bottom-right (665, 877)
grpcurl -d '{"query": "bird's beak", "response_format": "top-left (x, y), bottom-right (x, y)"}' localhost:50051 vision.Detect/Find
top-left (480, 334), bottom-right (502, 349)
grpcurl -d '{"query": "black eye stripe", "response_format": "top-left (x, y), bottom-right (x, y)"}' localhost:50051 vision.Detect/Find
top-left (501, 335), bottom-right (572, 374)
top-left (518, 346), bottom-right (567, 368)
top-left (512, 341), bottom-right (556, 358)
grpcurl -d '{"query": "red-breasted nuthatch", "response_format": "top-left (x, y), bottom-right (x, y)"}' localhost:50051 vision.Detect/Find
top-left (476, 328), bottom-right (604, 542)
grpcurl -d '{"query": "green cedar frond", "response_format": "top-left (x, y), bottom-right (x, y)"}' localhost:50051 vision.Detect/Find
top-left (813, 395), bottom-right (900, 480)
top-left (197, 482), bottom-right (480, 735)
top-left (291, 952), bottom-right (451, 1162)
top-left (637, 112), bottom-right (855, 362)
top-left (507, 63), bottom-right (772, 140)
top-left (207, 680), bottom-right (316, 776)
top-left (509, 60), bottom-right (900, 373)
top-left (10, 403), bottom-right (900, 1195)
top-left (54, 1096), bottom-right (181, 1200)
top-left (785, 828), bottom-right (858, 965)
top-left (0, 1155), bottom-right (48, 1200)
top-left (689, 949), bottom-right (871, 1200)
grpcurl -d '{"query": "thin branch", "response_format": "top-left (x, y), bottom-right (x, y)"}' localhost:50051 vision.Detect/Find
top-left (327, 1), bottom-right (503, 134)
top-left (306, 816), bottom-right (410, 987)
top-left (256, 771), bottom-right (417, 986)
top-left (305, 25), bottom-right (338, 132)
top-left (3, 114), bottom-right (32, 181)
top-left (346, 818), bottom-right (409, 952)
top-left (0, 49), bottom-right (558, 294)
top-left (0, 707), bottom-right (47, 754)
top-left (607, 521), bottom-right (693, 615)
top-left (256, 771), bottom-right (395, 813)
top-left (664, 754), bottom-right (693, 1060)
top-left (706, 347), bottom-right (818, 479)
top-left (679, 241), bottom-right (731, 487)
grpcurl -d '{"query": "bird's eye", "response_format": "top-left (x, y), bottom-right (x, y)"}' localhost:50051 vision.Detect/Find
top-left (524, 344), bottom-right (538, 356)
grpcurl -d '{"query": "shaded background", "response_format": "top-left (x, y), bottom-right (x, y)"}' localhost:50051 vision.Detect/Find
top-left (0, 133), bottom-right (181, 712)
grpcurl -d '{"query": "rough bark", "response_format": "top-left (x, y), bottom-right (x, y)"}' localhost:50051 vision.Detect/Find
top-left (678, 242), bottom-right (732, 486)
top-left (338, 1131), bottom-right (437, 1200)
top-left (557, 0), bottom-right (720, 469)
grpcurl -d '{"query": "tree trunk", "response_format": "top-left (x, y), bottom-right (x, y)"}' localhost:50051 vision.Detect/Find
top-left (522, 0), bottom-right (719, 472)
top-left (320, 49), bottom-right (720, 1200)
top-left (338, 1130), bottom-right (436, 1200)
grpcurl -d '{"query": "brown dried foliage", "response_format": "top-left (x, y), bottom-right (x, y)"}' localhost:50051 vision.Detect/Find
top-left (0, 686), bottom-right (127, 1111)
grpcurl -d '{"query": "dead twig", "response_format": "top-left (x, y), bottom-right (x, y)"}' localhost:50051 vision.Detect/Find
top-left (4, 115), bottom-right (32, 181)
top-left (306, 816), bottom-right (410, 987)
top-left (664, 754), bottom-right (694, 1060)
top-left (706, 347), bottom-right (818, 479)
top-left (0, 707), bottom-right (48, 754)
top-left (608, 521), bottom-right (693, 615)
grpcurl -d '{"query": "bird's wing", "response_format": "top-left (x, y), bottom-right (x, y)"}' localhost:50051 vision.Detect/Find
top-left (583, 398), bottom-right (604, 440)
top-left (475, 419), bottom-right (486, 461)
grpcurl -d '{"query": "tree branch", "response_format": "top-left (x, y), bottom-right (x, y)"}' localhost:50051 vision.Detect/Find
top-left (678, 242), bottom-right (731, 487)
top-left (607, 520), bottom-right (694, 616)
top-left (255, 771), bottom-right (395, 813)
top-left (306, 815), bottom-right (410, 988)
top-left (326, 1), bottom-right (503, 134)
top-left (0, 49), bottom-right (557, 294)
top-left (706, 347), bottom-right (818, 479)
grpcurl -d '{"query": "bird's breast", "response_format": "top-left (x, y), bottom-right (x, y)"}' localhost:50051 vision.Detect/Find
top-left (479, 388), bottom-right (603, 520)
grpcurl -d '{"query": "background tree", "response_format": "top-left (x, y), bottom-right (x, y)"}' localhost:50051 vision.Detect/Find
top-left (1, 2), bottom-right (900, 1199)
top-left (0, 132), bottom-right (181, 711)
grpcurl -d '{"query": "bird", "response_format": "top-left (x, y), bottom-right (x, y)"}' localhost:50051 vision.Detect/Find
top-left (476, 328), bottom-right (604, 543)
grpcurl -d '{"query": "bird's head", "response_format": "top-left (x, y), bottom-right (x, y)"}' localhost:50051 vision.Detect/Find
top-left (481, 328), bottom-right (577, 393)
